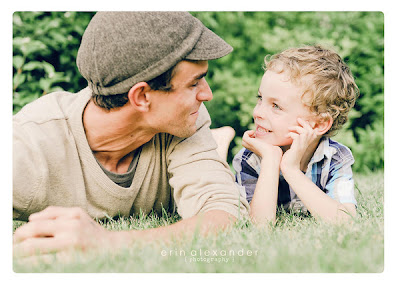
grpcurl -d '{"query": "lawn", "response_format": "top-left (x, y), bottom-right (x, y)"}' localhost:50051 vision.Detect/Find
top-left (12, 171), bottom-right (384, 273)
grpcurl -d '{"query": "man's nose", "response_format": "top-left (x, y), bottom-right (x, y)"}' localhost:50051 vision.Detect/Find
top-left (196, 79), bottom-right (213, 102)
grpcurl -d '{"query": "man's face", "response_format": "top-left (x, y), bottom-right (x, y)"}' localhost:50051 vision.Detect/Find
top-left (253, 70), bottom-right (314, 151)
top-left (148, 60), bottom-right (212, 138)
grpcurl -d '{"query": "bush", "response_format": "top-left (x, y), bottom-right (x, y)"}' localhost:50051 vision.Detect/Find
top-left (334, 119), bottom-right (384, 173)
top-left (13, 12), bottom-right (95, 113)
top-left (12, 12), bottom-right (384, 173)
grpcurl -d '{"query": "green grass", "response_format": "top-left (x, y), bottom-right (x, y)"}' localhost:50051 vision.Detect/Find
top-left (13, 171), bottom-right (384, 273)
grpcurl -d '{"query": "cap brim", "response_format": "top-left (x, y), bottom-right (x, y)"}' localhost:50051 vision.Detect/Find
top-left (185, 26), bottom-right (233, 61)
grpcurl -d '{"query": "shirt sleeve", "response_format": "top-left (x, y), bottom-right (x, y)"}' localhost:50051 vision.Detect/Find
top-left (13, 120), bottom-right (45, 221)
top-left (324, 152), bottom-right (357, 206)
top-left (166, 104), bottom-right (250, 219)
top-left (232, 148), bottom-right (260, 203)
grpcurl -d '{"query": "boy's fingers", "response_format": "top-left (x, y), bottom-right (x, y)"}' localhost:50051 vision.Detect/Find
top-left (287, 126), bottom-right (304, 134)
top-left (290, 121), bottom-right (315, 137)
top-left (297, 117), bottom-right (308, 126)
top-left (242, 136), bottom-right (255, 147)
top-left (297, 118), bottom-right (313, 131)
top-left (242, 137), bottom-right (250, 148)
top-left (244, 130), bottom-right (256, 138)
top-left (243, 131), bottom-right (256, 141)
top-left (286, 132), bottom-right (299, 140)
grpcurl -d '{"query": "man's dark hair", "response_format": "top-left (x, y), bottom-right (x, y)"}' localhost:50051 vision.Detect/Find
top-left (91, 65), bottom-right (176, 110)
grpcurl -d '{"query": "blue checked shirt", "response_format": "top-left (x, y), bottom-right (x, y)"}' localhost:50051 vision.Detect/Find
top-left (233, 137), bottom-right (357, 213)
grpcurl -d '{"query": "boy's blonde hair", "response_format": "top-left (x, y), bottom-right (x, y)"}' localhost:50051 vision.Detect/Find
top-left (264, 45), bottom-right (359, 137)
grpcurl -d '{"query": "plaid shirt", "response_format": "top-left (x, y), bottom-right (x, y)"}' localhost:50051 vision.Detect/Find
top-left (233, 137), bottom-right (357, 213)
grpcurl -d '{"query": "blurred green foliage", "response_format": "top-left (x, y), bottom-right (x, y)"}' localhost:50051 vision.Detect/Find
top-left (13, 12), bottom-right (95, 112)
top-left (12, 12), bottom-right (383, 173)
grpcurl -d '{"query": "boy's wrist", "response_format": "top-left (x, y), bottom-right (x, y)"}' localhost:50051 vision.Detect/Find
top-left (260, 147), bottom-right (283, 163)
top-left (281, 166), bottom-right (303, 181)
top-left (260, 155), bottom-right (281, 170)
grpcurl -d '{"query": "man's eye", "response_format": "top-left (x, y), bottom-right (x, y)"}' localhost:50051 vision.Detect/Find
top-left (191, 82), bottom-right (199, 87)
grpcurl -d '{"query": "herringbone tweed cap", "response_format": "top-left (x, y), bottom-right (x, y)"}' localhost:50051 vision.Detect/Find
top-left (77, 11), bottom-right (233, 96)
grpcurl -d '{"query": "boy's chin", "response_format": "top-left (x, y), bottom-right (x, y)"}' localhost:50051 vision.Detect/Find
top-left (258, 137), bottom-right (292, 147)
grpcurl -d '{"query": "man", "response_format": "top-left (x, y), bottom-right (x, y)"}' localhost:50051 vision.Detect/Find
top-left (13, 12), bottom-right (249, 257)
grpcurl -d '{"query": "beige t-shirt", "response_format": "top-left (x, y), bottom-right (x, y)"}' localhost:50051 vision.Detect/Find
top-left (13, 87), bottom-right (249, 221)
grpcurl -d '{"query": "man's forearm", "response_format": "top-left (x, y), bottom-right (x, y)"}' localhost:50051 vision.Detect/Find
top-left (13, 206), bottom-right (238, 257)
top-left (109, 210), bottom-right (237, 246)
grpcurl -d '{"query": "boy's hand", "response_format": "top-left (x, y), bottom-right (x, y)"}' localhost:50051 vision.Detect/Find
top-left (281, 118), bottom-right (318, 174)
top-left (242, 130), bottom-right (283, 161)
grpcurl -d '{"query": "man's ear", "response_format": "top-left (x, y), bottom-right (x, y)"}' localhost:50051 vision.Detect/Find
top-left (313, 113), bottom-right (333, 136)
top-left (127, 82), bottom-right (152, 112)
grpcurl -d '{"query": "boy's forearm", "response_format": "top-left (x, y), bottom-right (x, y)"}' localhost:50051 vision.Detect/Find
top-left (249, 160), bottom-right (280, 225)
top-left (282, 168), bottom-right (355, 223)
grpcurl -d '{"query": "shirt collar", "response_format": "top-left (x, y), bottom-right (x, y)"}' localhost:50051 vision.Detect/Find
top-left (308, 137), bottom-right (338, 167)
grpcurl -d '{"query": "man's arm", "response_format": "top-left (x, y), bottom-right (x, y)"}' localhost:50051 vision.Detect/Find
top-left (13, 206), bottom-right (236, 257)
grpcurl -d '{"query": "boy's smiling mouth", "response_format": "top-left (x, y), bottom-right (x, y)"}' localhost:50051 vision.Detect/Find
top-left (255, 125), bottom-right (271, 137)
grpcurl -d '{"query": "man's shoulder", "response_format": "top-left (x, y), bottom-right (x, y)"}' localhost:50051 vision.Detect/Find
top-left (13, 88), bottom-right (91, 155)
top-left (13, 88), bottom-right (89, 126)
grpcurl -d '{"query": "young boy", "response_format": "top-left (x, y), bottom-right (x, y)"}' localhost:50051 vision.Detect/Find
top-left (233, 45), bottom-right (359, 224)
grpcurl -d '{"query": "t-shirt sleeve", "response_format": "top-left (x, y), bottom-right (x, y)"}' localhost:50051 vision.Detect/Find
top-left (166, 104), bottom-right (250, 220)
top-left (324, 152), bottom-right (357, 206)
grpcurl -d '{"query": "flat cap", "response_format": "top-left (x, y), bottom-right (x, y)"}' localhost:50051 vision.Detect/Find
top-left (77, 12), bottom-right (233, 96)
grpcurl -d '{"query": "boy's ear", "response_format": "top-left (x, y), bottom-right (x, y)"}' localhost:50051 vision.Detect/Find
top-left (127, 82), bottom-right (152, 112)
top-left (313, 113), bottom-right (333, 136)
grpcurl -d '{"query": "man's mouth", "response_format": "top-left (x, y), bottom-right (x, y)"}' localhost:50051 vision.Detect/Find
top-left (190, 106), bottom-right (201, 115)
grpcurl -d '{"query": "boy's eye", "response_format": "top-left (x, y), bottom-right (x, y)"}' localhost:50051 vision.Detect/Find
top-left (272, 103), bottom-right (281, 110)
top-left (256, 94), bottom-right (262, 101)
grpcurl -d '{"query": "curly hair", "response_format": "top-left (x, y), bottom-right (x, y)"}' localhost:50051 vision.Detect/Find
top-left (264, 45), bottom-right (359, 137)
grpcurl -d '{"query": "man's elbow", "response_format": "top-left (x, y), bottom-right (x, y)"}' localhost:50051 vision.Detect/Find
top-left (200, 210), bottom-right (238, 231)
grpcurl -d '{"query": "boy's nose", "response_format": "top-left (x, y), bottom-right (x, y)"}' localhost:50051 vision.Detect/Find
top-left (253, 104), bottom-right (264, 119)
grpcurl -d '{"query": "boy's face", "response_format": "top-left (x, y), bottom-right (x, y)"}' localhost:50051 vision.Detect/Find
top-left (253, 70), bottom-right (315, 151)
